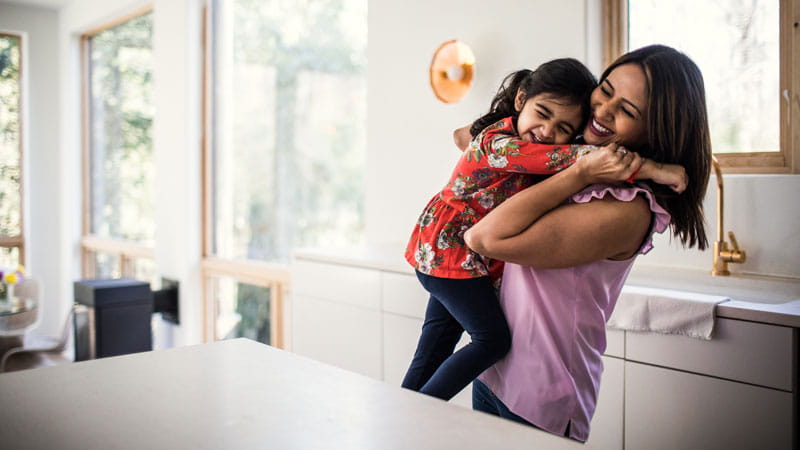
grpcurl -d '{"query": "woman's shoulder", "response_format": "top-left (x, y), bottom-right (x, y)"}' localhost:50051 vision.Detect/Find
top-left (571, 183), bottom-right (671, 255)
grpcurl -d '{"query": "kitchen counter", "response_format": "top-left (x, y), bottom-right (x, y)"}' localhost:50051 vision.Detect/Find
top-left (294, 245), bottom-right (800, 328)
top-left (0, 339), bottom-right (584, 450)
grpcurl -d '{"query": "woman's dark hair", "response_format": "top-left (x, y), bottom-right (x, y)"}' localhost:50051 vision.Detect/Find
top-left (470, 58), bottom-right (597, 137)
top-left (603, 44), bottom-right (711, 250)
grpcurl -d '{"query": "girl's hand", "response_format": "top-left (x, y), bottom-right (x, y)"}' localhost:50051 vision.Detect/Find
top-left (575, 144), bottom-right (642, 185)
top-left (453, 126), bottom-right (472, 151)
top-left (641, 160), bottom-right (688, 193)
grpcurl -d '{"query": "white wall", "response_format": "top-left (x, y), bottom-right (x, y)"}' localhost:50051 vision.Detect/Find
top-left (364, 0), bottom-right (799, 280)
top-left (0, 3), bottom-right (61, 335)
top-left (645, 175), bottom-right (800, 278)
top-left (366, 0), bottom-right (589, 247)
top-left (57, 0), bottom-right (204, 345)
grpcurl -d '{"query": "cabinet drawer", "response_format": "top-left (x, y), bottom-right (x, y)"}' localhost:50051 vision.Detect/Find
top-left (382, 272), bottom-right (428, 319)
top-left (293, 295), bottom-right (382, 379)
top-left (625, 361), bottom-right (793, 450)
top-left (292, 260), bottom-right (381, 310)
top-left (604, 328), bottom-right (624, 358)
top-left (626, 318), bottom-right (794, 390)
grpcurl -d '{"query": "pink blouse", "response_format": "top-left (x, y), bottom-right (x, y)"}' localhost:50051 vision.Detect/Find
top-left (478, 183), bottom-right (671, 442)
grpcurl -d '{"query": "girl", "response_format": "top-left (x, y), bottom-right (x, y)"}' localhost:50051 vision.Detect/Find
top-left (402, 58), bottom-right (683, 401)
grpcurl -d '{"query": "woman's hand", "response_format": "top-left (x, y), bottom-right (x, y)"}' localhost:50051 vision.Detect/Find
top-left (453, 125), bottom-right (472, 151)
top-left (575, 144), bottom-right (642, 185)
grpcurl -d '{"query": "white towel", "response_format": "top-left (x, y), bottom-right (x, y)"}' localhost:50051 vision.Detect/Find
top-left (608, 285), bottom-right (730, 340)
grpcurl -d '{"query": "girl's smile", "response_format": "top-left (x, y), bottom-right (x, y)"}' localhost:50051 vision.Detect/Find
top-left (515, 91), bottom-right (583, 145)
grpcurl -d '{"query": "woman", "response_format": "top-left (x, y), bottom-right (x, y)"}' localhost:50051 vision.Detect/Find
top-left (463, 45), bottom-right (711, 442)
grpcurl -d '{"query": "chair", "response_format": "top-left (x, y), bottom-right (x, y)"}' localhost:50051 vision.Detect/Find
top-left (0, 304), bottom-right (74, 373)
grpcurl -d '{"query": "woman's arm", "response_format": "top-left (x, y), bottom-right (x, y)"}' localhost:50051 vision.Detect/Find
top-left (465, 147), bottom-right (653, 268)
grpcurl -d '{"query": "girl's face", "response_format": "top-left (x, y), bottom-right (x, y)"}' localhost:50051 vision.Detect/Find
top-left (515, 91), bottom-right (583, 145)
top-left (583, 63), bottom-right (649, 148)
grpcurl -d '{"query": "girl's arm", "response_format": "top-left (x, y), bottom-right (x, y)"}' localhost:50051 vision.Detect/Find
top-left (461, 119), bottom-right (688, 191)
top-left (465, 147), bottom-right (653, 268)
top-left (637, 158), bottom-right (688, 193)
top-left (468, 119), bottom-right (597, 174)
top-left (454, 125), bottom-right (472, 151)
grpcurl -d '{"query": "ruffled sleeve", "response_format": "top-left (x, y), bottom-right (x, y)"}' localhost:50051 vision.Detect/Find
top-left (569, 183), bottom-right (671, 255)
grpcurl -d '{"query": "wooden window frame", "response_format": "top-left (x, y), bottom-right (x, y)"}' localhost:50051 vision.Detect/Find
top-left (0, 33), bottom-right (26, 267)
top-left (80, 6), bottom-right (155, 279)
top-left (200, 3), bottom-right (288, 348)
top-left (603, 0), bottom-right (800, 174)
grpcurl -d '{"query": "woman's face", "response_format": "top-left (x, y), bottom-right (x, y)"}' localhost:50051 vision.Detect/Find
top-left (583, 63), bottom-right (649, 148)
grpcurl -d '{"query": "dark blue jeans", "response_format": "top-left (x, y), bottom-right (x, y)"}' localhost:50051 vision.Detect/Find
top-left (473, 379), bottom-right (573, 438)
top-left (401, 271), bottom-right (511, 400)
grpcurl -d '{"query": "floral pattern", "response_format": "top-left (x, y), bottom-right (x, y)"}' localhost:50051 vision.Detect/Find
top-left (405, 117), bottom-right (594, 280)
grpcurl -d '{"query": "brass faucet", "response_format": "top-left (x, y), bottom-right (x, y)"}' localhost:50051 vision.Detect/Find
top-left (711, 156), bottom-right (746, 276)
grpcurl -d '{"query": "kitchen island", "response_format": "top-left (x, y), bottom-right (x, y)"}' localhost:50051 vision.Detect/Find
top-left (0, 338), bottom-right (582, 450)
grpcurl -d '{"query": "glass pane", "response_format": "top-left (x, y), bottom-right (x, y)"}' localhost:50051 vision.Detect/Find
top-left (0, 35), bottom-right (22, 236)
top-left (214, 276), bottom-right (272, 345)
top-left (0, 246), bottom-right (20, 268)
top-left (94, 252), bottom-right (121, 279)
top-left (88, 13), bottom-right (155, 243)
top-left (211, 0), bottom-right (367, 263)
top-left (628, 0), bottom-right (779, 154)
top-left (133, 257), bottom-right (157, 285)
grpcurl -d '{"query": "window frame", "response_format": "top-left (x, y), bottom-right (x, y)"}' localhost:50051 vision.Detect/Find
top-left (200, 3), bottom-right (289, 348)
top-left (80, 6), bottom-right (155, 279)
top-left (603, 0), bottom-right (799, 174)
top-left (0, 32), bottom-right (26, 267)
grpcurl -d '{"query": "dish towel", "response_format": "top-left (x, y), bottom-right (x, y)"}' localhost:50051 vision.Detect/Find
top-left (608, 285), bottom-right (730, 340)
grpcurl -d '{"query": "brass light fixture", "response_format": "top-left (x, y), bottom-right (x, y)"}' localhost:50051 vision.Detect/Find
top-left (429, 40), bottom-right (475, 104)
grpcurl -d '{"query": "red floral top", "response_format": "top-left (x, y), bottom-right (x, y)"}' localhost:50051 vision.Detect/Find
top-left (405, 118), bottom-right (594, 281)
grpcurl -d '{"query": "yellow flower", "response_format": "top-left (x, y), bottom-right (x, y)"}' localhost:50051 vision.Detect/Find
top-left (4, 272), bottom-right (18, 285)
top-left (15, 265), bottom-right (25, 275)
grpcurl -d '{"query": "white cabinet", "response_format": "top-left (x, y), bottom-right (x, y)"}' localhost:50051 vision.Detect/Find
top-left (292, 260), bottom-right (384, 379)
top-left (626, 318), bottom-right (793, 390)
top-left (293, 294), bottom-right (383, 379)
top-left (585, 356), bottom-right (624, 450)
top-left (625, 361), bottom-right (794, 450)
top-left (292, 258), bottom-right (472, 407)
top-left (382, 312), bottom-right (422, 386)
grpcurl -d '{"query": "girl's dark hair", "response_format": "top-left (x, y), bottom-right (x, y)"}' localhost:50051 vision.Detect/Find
top-left (603, 44), bottom-right (711, 250)
top-left (470, 58), bottom-right (597, 137)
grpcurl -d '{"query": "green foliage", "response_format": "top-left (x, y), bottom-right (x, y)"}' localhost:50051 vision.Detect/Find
top-left (224, 283), bottom-right (271, 344)
top-left (88, 13), bottom-right (155, 244)
top-left (217, 0), bottom-right (367, 263)
top-left (0, 36), bottom-right (21, 237)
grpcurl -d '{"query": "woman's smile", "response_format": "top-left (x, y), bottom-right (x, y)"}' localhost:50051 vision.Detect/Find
top-left (587, 118), bottom-right (613, 138)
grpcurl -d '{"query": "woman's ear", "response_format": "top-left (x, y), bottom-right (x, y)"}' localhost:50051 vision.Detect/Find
top-left (514, 89), bottom-right (526, 112)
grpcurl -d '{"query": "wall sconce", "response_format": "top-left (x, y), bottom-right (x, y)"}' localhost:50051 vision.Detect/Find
top-left (430, 40), bottom-right (475, 104)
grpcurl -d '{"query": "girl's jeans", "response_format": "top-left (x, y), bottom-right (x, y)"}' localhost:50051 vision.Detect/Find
top-left (401, 271), bottom-right (511, 400)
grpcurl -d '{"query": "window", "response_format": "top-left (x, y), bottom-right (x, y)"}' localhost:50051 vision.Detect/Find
top-left (81, 9), bottom-right (156, 281)
top-left (0, 33), bottom-right (24, 268)
top-left (202, 0), bottom-right (367, 346)
top-left (604, 0), bottom-right (799, 173)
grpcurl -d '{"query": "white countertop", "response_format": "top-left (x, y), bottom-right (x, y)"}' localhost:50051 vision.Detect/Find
top-left (0, 339), bottom-right (585, 450)
top-left (294, 245), bottom-right (800, 328)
